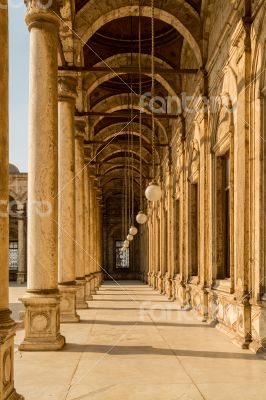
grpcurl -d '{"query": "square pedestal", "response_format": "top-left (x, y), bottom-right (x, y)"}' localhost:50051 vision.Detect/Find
top-left (19, 294), bottom-right (65, 351)
top-left (76, 280), bottom-right (89, 309)
top-left (59, 285), bottom-right (80, 323)
top-left (0, 312), bottom-right (24, 400)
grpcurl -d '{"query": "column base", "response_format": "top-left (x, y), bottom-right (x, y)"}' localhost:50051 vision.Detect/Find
top-left (75, 280), bottom-right (88, 309)
top-left (4, 390), bottom-right (24, 400)
top-left (19, 293), bottom-right (65, 351)
top-left (249, 302), bottom-right (266, 353)
top-left (85, 276), bottom-right (93, 301)
top-left (59, 285), bottom-right (80, 323)
top-left (0, 310), bottom-right (24, 399)
top-left (90, 277), bottom-right (97, 295)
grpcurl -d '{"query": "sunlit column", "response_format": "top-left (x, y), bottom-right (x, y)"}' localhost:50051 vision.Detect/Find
top-left (20, 0), bottom-right (65, 351)
top-left (74, 118), bottom-right (88, 309)
top-left (0, 1), bottom-right (24, 396)
top-left (58, 74), bottom-right (80, 322)
top-left (84, 166), bottom-right (93, 300)
top-left (17, 203), bottom-right (26, 284)
top-left (88, 176), bottom-right (96, 294)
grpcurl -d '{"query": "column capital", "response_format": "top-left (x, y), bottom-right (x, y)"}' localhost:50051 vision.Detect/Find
top-left (25, 0), bottom-right (62, 30)
top-left (17, 203), bottom-right (25, 219)
top-left (58, 74), bottom-right (77, 102)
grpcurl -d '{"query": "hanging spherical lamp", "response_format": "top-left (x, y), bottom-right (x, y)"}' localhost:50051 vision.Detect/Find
top-left (124, 240), bottom-right (130, 248)
top-left (127, 234), bottom-right (134, 242)
top-left (136, 211), bottom-right (148, 225)
top-left (129, 225), bottom-right (138, 236)
top-left (145, 181), bottom-right (161, 202)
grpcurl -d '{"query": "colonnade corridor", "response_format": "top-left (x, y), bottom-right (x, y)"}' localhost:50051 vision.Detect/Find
top-left (10, 281), bottom-right (266, 400)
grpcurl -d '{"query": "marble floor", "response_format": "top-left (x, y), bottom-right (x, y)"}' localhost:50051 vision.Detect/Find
top-left (10, 281), bottom-right (266, 400)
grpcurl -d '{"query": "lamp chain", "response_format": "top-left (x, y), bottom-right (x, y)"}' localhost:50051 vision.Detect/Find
top-left (151, 0), bottom-right (155, 180)
top-left (139, 0), bottom-right (143, 211)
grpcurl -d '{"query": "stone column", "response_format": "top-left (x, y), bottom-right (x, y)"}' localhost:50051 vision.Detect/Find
top-left (92, 183), bottom-right (98, 290)
top-left (166, 166), bottom-right (174, 300)
top-left (84, 166), bottom-right (93, 301)
top-left (17, 204), bottom-right (27, 284)
top-left (95, 189), bottom-right (103, 288)
top-left (75, 119), bottom-right (88, 309)
top-left (147, 207), bottom-right (152, 286)
top-left (58, 74), bottom-right (80, 323)
top-left (231, 20), bottom-right (252, 349)
top-left (0, 1), bottom-right (24, 397)
top-left (88, 177), bottom-right (96, 295)
top-left (19, 0), bottom-right (65, 351)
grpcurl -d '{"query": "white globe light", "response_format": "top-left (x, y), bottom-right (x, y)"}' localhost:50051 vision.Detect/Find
top-left (124, 240), bottom-right (129, 248)
top-left (127, 234), bottom-right (134, 241)
top-left (136, 211), bottom-right (148, 225)
top-left (145, 181), bottom-right (162, 202)
top-left (129, 225), bottom-right (138, 236)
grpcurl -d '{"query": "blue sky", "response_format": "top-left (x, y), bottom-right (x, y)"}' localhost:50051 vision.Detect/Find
top-left (9, 4), bottom-right (29, 172)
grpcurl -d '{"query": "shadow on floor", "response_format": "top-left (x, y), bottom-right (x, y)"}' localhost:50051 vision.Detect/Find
top-left (79, 319), bottom-right (213, 328)
top-left (62, 343), bottom-right (264, 360)
top-left (92, 299), bottom-right (171, 302)
top-left (87, 307), bottom-right (184, 311)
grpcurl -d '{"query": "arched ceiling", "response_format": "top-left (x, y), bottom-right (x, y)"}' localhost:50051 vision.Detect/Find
top-left (70, 0), bottom-right (202, 220)
top-left (75, 0), bottom-right (202, 14)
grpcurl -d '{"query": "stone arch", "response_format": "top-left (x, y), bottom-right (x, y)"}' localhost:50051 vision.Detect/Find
top-left (85, 53), bottom-right (180, 97)
top-left (95, 143), bottom-right (160, 164)
top-left (92, 104), bottom-right (168, 141)
top-left (75, 2), bottom-right (203, 65)
top-left (93, 121), bottom-right (166, 146)
top-left (85, 68), bottom-right (178, 98)
top-left (97, 148), bottom-right (151, 168)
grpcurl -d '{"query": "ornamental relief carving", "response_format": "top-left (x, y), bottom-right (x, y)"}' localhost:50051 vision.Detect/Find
top-left (3, 348), bottom-right (12, 388)
top-left (30, 312), bottom-right (50, 333)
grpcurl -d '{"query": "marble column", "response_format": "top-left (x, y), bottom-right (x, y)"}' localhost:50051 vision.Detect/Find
top-left (166, 166), bottom-right (174, 300)
top-left (84, 167), bottom-right (93, 301)
top-left (93, 182), bottom-right (99, 291)
top-left (0, 1), bottom-right (24, 397)
top-left (96, 191), bottom-right (103, 287)
top-left (75, 119), bottom-right (88, 309)
top-left (19, 1), bottom-right (65, 351)
top-left (17, 204), bottom-right (27, 284)
top-left (58, 75), bottom-right (80, 323)
top-left (89, 177), bottom-right (96, 295)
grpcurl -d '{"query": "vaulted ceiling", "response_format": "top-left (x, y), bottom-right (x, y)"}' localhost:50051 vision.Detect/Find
top-left (72, 0), bottom-right (203, 221)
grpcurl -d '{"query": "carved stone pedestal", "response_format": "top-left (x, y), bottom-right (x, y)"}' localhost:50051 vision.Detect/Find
top-left (175, 281), bottom-right (187, 308)
top-left (0, 311), bottom-right (24, 400)
top-left (249, 302), bottom-right (266, 353)
top-left (90, 275), bottom-right (97, 295)
top-left (95, 273), bottom-right (100, 290)
top-left (59, 285), bottom-right (80, 323)
top-left (75, 280), bottom-right (88, 309)
top-left (85, 276), bottom-right (93, 301)
top-left (19, 294), bottom-right (65, 351)
top-left (232, 300), bottom-right (251, 349)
